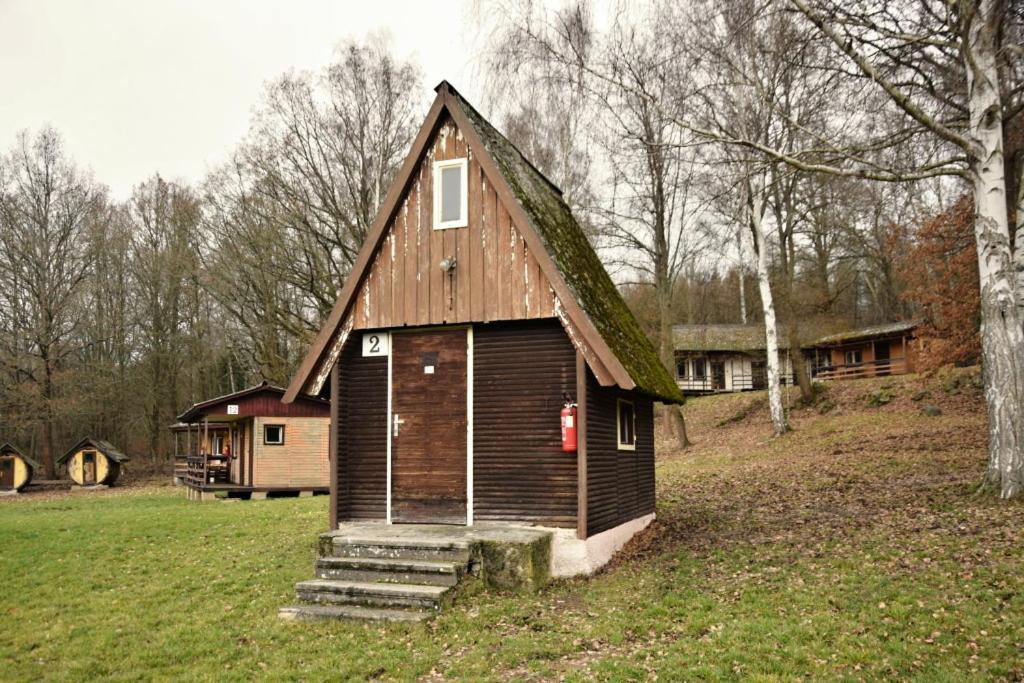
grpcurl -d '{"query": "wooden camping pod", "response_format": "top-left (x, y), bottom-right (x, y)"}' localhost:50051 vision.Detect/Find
top-left (58, 437), bottom-right (128, 486)
top-left (0, 443), bottom-right (38, 492)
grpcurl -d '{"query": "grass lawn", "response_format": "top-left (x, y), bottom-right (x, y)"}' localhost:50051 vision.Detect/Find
top-left (2, 370), bottom-right (1023, 680)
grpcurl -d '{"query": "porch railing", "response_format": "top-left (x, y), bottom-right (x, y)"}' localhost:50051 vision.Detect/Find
top-left (811, 357), bottom-right (908, 381)
top-left (183, 454), bottom-right (231, 488)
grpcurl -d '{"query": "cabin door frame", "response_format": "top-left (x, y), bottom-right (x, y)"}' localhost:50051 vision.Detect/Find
top-left (0, 457), bottom-right (13, 489)
top-left (386, 325), bottom-right (473, 526)
top-left (82, 450), bottom-right (97, 485)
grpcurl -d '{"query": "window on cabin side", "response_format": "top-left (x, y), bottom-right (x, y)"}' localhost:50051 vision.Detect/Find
top-left (693, 358), bottom-right (707, 380)
top-left (617, 399), bottom-right (636, 451)
top-left (263, 424), bottom-right (285, 445)
top-left (676, 359), bottom-right (688, 379)
top-left (434, 158), bottom-right (468, 229)
top-left (845, 349), bottom-right (863, 366)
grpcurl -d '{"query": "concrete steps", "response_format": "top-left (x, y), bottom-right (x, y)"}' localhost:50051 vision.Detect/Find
top-left (326, 537), bottom-right (471, 563)
top-left (316, 556), bottom-right (465, 586)
top-left (280, 535), bottom-right (472, 622)
top-left (278, 604), bottom-right (432, 623)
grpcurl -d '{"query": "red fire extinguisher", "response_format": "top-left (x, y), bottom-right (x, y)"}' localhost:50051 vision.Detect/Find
top-left (561, 400), bottom-right (578, 453)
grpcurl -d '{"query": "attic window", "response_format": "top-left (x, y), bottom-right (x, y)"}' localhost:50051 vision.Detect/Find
top-left (434, 158), bottom-right (468, 229)
top-left (617, 399), bottom-right (636, 451)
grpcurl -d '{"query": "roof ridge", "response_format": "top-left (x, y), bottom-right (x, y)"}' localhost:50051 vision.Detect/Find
top-left (439, 82), bottom-right (566, 198)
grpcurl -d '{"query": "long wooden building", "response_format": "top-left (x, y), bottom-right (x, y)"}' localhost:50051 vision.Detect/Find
top-left (171, 382), bottom-right (331, 500)
top-left (284, 82), bottom-right (683, 574)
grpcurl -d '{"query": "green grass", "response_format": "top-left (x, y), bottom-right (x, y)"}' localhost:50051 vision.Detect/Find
top-left (2, 373), bottom-right (1024, 680)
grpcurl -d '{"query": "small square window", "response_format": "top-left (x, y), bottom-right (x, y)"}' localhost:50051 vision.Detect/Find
top-left (845, 350), bottom-right (863, 366)
top-left (263, 424), bottom-right (285, 445)
top-left (676, 359), bottom-right (688, 379)
top-left (433, 158), bottom-right (468, 229)
top-left (617, 399), bottom-right (636, 451)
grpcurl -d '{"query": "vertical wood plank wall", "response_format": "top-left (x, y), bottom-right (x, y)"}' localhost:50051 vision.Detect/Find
top-left (473, 320), bottom-right (578, 527)
top-left (336, 340), bottom-right (388, 520)
top-left (349, 115), bottom-right (557, 330)
top-left (585, 370), bottom-right (655, 536)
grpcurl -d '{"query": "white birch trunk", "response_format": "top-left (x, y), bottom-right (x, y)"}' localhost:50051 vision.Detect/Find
top-left (737, 227), bottom-right (748, 324)
top-left (747, 179), bottom-right (788, 436)
top-left (966, 0), bottom-right (1024, 498)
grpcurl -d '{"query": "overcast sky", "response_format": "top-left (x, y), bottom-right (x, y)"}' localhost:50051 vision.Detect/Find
top-left (0, 0), bottom-right (480, 199)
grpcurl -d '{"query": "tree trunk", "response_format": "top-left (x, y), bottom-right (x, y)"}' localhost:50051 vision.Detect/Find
top-left (967, 1), bottom-right (1024, 498)
top-left (737, 227), bottom-right (748, 324)
top-left (41, 356), bottom-right (56, 479)
top-left (748, 183), bottom-right (788, 436)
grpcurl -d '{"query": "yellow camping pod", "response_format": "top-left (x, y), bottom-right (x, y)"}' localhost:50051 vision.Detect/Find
top-left (57, 437), bottom-right (129, 486)
top-left (0, 443), bottom-right (38, 492)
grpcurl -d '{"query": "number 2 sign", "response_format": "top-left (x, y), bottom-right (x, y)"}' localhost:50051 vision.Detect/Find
top-left (362, 332), bottom-right (390, 357)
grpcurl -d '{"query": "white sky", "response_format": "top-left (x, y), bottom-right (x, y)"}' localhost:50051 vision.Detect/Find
top-left (0, 0), bottom-right (481, 199)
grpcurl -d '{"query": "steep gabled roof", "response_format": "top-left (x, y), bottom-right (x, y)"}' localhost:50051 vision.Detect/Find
top-left (0, 442), bottom-right (40, 470)
top-left (57, 437), bottom-right (129, 465)
top-left (285, 81), bottom-right (683, 404)
top-left (811, 321), bottom-right (919, 347)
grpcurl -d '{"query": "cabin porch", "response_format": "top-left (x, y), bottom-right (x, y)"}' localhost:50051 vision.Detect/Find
top-left (172, 417), bottom-right (254, 492)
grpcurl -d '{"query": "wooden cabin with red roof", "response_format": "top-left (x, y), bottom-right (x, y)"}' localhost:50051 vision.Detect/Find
top-left (171, 382), bottom-right (330, 500)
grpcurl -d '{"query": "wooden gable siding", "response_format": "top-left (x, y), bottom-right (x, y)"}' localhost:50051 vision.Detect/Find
top-left (585, 371), bottom-right (655, 537)
top-left (349, 115), bottom-right (557, 330)
top-left (336, 339), bottom-right (388, 520)
top-left (473, 320), bottom-right (578, 527)
top-left (194, 391), bottom-right (329, 420)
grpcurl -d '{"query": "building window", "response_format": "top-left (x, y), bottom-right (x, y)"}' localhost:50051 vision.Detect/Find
top-left (676, 359), bottom-right (688, 379)
top-left (263, 424), bottom-right (285, 445)
top-left (693, 358), bottom-right (707, 380)
top-left (617, 399), bottom-right (636, 451)
top-left (433, 158), bottom-right (468, 229)
top-left (845, 349), bottom-right (863, 366)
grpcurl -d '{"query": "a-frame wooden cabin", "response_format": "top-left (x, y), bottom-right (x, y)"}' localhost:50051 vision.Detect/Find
top-left (285, 82), bottom-right (682, 573)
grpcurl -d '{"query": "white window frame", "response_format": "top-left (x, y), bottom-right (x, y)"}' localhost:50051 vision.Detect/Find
top-left (616, 399), bottom-right (636, 452)
top-left (433, 158), bottom-right (468, 229)
top-left (263, 424), bottom-right (285, 446)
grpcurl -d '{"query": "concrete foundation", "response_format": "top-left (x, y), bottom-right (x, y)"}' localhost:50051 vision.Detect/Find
top-left (322, 515), bottom-right (653, 587)
top-left (547, 513), bottom-right (655, 577)
top-left (0, 489), bottom-right (19, 497)
top-left (250, 491), bottom-right (268, 500)
top-left (298, 491), bottom-right (314, 498)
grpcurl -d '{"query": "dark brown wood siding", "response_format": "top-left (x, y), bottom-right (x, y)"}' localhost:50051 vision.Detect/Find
top-left (473, 319), bottom-right (577, 527)
top-left (336, 340), bottom-right (388, 521)
top-left (585, 369), bottom-right (655, 536)
top-left (192, 390), bottom-right (329, 420)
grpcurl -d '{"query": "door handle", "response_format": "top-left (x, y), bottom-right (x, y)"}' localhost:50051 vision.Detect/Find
top-left (393, 414), bottom-right (405, 437)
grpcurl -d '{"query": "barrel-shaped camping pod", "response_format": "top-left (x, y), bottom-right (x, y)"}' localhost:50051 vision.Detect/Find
top-left (58, 437), bottom-right (129, 487)
top-left (0, 443), bottom-right (38, 492)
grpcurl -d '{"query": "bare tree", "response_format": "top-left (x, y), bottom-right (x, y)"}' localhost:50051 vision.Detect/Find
top-left (0, 129), bottom-right (102, 477)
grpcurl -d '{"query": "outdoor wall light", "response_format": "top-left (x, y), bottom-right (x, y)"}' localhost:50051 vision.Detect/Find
top-left (439, 257), bottom-right (457, 273)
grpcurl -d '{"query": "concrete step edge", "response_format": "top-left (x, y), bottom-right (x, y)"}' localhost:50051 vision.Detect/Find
top-left (278, 604), bottom-right (432, 623)
top-left (296, 579), bottom-right (450, 598)
top-left (317, 557), bottom-right (463, 574)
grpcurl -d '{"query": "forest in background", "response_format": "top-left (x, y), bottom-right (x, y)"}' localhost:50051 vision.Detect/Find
top-left (1, 0), bottom-right (1018, 481)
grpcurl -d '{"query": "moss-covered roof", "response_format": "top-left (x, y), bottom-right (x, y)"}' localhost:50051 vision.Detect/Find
top-left (449, 88), bottom-right (683, 404)
top-left (811, 321), bottom-right (919, 347)
top-left (0, 442), bottom-right (40, 470)
top-left (673, 324), bottom-right (794, 353)
top-left (57, 437), bottom-right (130, 465)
